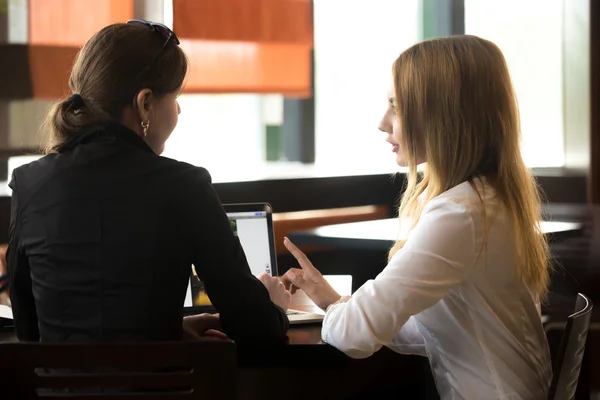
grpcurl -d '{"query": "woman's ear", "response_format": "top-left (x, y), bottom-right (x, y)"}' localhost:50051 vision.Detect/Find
top-left (135, 89), bottom-right (154, 123)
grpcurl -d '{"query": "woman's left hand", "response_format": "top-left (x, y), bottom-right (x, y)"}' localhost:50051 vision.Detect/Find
top-left (182, 313), bottom-right (229, 340)
top-left (281, 237), bottom-right (341, 311)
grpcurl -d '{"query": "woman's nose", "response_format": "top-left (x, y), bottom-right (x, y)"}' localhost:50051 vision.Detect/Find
top-left (378, 116), bottom-right (391, 134)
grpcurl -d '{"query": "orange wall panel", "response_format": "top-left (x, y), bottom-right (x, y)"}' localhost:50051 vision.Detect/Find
top-left (18, 0), bottom-right (311, 98)
top-left (28, 45), bottom-right (79, 99)
top-left (173, 0), bottom-right (312, 44)
top-left (181, 40), bottom-right (311, 96)
top-left (29, 0), bottom-right (134, 46)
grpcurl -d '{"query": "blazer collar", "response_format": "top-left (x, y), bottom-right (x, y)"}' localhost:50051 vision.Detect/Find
top-left (57, 121), bottom-right (155, 155)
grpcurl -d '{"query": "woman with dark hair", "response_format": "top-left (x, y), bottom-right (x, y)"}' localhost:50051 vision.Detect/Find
top-left (7, 20), bottom-right (289, 345)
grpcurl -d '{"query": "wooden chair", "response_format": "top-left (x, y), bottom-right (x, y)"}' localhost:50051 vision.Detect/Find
top-left (546, 293), bottom-right (593, 400)
top-left (0, 339), bottom-right (237, 399)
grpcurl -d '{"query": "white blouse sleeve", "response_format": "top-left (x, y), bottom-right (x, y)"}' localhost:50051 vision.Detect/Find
top-left (388, 316), bottom-right (427, 356)
top-left (321, 198), bottom-right (477, 359)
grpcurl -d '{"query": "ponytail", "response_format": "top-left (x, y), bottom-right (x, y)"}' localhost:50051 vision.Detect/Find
top-left (43, 93), bottom-right (109, 154)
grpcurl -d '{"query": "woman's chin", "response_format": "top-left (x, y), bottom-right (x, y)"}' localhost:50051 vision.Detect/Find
top-left (395, 152), bottom-right (408, 167)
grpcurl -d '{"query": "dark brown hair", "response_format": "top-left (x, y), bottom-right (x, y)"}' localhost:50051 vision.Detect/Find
top-left (43, 22), bottom-right (188, 153)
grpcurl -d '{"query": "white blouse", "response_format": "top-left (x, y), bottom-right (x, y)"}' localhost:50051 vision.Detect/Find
top-left (322, 180), bottom-right (552, 400)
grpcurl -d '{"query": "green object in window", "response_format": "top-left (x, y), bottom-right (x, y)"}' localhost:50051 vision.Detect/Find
top-left (421, 0), bottom-right (438, 40)
top-left (265, 124), bottom-right (282, 161)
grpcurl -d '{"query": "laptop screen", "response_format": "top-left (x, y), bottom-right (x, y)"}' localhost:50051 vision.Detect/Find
top-left (184, 207), bottom-right (274, 308)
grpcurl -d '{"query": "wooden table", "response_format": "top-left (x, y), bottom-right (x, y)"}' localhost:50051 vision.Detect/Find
top-left (239, 321), bottom-right (434, 399)
top-left (0, 303), bottom-right (436, 399)
top-left (288, 218), bottom-right (584, 250)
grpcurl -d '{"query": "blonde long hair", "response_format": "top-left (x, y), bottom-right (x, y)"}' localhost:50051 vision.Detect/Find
top-left (388, 35), bottom-right (551, 298)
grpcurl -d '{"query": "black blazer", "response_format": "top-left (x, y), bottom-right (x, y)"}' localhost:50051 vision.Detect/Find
top-left (7, 122), bottom-right (288, 344)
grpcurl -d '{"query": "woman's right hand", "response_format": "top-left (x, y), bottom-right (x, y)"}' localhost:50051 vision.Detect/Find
top-left (258, 272), bottom-right (291, 311)
top-left (182, 313), bottom-right (228, 340)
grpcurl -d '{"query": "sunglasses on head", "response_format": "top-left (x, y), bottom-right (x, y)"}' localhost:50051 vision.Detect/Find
top-left (126, 19), bottom-right (180, 84)
top-left (127, 19), bottom-right (180, 47)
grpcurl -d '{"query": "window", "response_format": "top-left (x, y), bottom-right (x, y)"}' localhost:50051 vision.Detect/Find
top-left (7, 0), bottom-right (568, 191)
top-left (464, 0), bottom-right (565, 167)
top-left (161, 94), bottom-right (267, 183)
top-left (161, 2), bottom-right (277, 182)
top-left (154, 0), bottom-right (570, 180)
top-left (313, 0), bottom-right (421, 175)
top-left (163, 0), bottom-right (421, 181)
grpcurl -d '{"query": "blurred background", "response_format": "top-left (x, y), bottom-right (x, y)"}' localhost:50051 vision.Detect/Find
top-left (0, 0), bottom-right (590, 185)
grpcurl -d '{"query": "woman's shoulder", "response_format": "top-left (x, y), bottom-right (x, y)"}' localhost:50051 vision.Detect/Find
top-left (10, 153), bottom-right (59, 193)
top-left (432, 178), bottom-right (498, 213)
top-left (422, 179), bottom-right (503, 238)
top-left (151, 156), bottom-right (213, 185)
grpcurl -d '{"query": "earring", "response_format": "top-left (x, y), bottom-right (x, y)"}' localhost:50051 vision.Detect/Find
top-left (141, 120), bottom-right (150, 137)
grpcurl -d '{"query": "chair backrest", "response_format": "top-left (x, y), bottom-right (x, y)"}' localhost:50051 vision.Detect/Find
top-left (548, 293), bottom-right (593, 400)
top-left (0, 339), bottom-right (237, 399)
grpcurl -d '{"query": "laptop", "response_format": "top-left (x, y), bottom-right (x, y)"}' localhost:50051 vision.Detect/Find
top-left (183, 202), bottom-right (324, 325)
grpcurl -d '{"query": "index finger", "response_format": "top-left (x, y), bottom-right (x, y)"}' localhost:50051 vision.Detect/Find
top-left (283, 237), bottom-right (312, 268)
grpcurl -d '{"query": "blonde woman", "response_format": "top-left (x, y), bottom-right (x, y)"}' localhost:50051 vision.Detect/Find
top-left (282, 35), bottom-right (552, 399)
